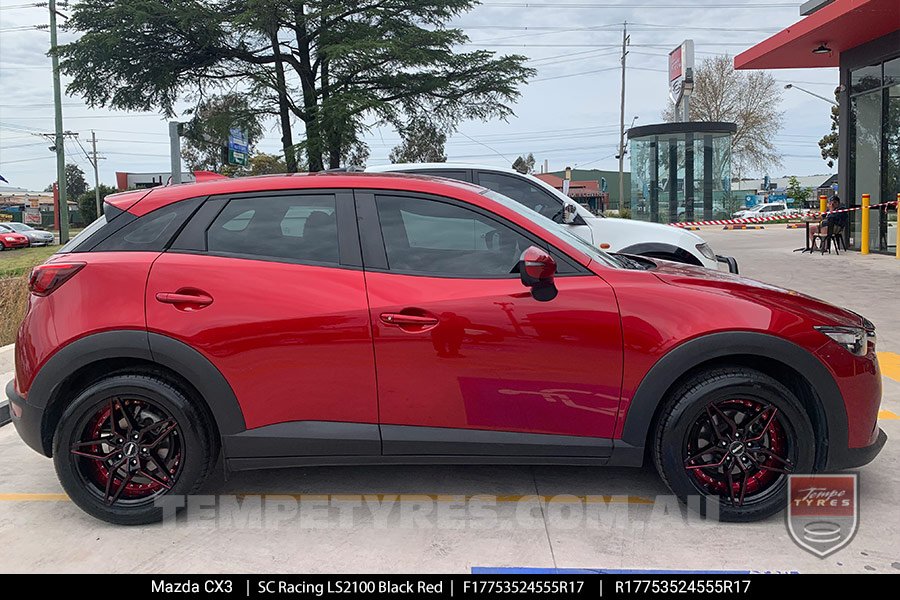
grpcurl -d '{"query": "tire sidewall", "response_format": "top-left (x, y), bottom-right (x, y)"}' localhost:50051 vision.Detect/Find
top-left (53, 376), bottom-right (211, 525)
top-left (657, 372), bottom-right (816, 521)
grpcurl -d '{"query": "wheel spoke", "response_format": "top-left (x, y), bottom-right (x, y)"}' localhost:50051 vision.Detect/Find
top-left (70, 447), bottom-right (117, 462)
top-left (737, 469), bottom-right (749, 506)
top-left (103, 458), bottom-right (127, 504)
top-left (148, 450), bottom-right (172, 480)
top-left (107, 471), bottom-right (135, 505)
top-left (744, 407), bottom-right (778, 442)
top-left (725, 468), bottom-right (737, 506)
top-left (71, 435), bottom-right (112, 449)
top-left (753, 448), bottom-right (794, 473)
top-left (139, 418), bottom-right (176, 439)
top-left (107, 399), bottom-right (120, 437)
top-left (137, 469), bottom-right (171, 490)
top-left (707, 403), bottom-right (738, 438)
top-left (146, 422), bottom-right (178, 449)
top-left (685, 451), bottom-right (728, 470)
top-left (683, 446), bottom-right (724, 467)
top-left (113, 397), bottom-right (140, 432)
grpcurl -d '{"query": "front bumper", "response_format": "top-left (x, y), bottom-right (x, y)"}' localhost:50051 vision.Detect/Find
top-left (6, 379), bottom-right (47, 456)
top-left (827, 427), bottom-right (887, 471)
top-left (716, 254), bottom-right (739, 274)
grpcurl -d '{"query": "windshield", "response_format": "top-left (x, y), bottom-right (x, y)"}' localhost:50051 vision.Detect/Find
top-left (6, 222), bottom-right (31, 232)
top-left (481, 189), bottom-right (621, 268)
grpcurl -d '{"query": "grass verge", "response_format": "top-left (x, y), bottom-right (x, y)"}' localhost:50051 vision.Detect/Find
top-left (0, 246), bottom-right (57, 345)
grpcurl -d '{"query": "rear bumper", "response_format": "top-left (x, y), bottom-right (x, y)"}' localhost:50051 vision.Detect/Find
top-left (6, 379), bottom-right (47, 456)
top-left (826, 428), bottom-right (887, 471)
top-left (716, 254), bottom-right (739, 274)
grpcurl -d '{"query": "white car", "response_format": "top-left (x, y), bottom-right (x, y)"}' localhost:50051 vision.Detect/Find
top-left (366, 163), bottom-right (737, 272)
top-left (732, 202), bottom-right (790, 219)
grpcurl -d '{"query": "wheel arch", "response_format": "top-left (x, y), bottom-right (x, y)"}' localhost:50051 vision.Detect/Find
top-left (620, 331), bottom-right (845, 470)
top-left (617, 242), bottom-right (702, 265)
top-left (31, 330), bottom-right (245, 456)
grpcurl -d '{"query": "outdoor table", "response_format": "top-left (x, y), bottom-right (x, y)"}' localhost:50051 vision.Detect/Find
top-left (793, 216), bottom-right (821, 253)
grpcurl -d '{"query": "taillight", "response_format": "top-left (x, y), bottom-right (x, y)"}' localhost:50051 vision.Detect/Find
top-left (28, 262), bottom-right (85, 297)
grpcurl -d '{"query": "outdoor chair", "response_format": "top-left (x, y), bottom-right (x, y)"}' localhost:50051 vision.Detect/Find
top-left (813, 224), bottom-right (844, 255)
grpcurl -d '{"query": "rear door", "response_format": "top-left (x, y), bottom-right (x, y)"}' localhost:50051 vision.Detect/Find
top-left (145, 190), bottom-right (379, 453)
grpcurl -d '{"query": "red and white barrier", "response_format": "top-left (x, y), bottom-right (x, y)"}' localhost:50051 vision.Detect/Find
top-left (669, 200), bottom-right (898, 228)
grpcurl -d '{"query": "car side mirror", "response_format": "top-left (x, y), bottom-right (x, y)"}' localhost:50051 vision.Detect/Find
top-left (562, 203), bottom-right (578, 224)
top-left (518, 246), bottom-right (558, 302)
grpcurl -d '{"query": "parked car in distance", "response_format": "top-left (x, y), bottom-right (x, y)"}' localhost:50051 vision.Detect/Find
top-left (0, 222), bottom-right (55, 246)
top-left (732, 202), bottom-right (793, 219)
top-left (367, 163), bottom-right (738, 273)
top-left (7, 173), bottom-right (884, 525)
top-left (0, 226), bottom-right (29, 250)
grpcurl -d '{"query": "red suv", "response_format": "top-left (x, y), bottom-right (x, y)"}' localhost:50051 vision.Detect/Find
top-left (7, 174), bottom-right (885, 524)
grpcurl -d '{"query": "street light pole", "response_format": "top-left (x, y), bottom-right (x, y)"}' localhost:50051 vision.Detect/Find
top-left (49, 0), bottom-right (69, 244)
top-left (783, 83), bottom-right (838, 106)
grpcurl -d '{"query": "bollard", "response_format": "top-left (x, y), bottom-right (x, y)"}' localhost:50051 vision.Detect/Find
top-left (861, 193), bottom-right (870, 255)
top-left (819, 194), bottom-right (827, 215)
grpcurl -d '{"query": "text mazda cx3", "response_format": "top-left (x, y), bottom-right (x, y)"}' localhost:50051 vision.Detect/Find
top-left (7, 173), bottom-right (885, 524)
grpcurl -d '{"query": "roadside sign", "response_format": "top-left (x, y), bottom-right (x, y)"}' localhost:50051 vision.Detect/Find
top-left (227, 128), bottom-right (249, 167)
top-left (668, 40), bottom-right (694, 105)
top-left (24, 208), bottom-right (41, 225)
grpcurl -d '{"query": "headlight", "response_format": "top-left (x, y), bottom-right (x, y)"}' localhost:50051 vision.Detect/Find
top-left (4, 236), bottom-right (15, 242)
top-left (815, 326), bottom-right (872, 356)
top-left (695, 242), bottom-right (716, 261)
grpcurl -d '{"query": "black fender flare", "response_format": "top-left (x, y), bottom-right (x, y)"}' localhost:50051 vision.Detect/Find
top-left (617, 242), bottom-right (702, 265)
top-left (30, 330), bottom-right (246, 450)
top-left (619, 331), bottom-right (847, 466)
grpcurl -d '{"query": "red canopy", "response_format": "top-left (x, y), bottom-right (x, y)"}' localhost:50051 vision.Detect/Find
top-left (734, 0), bottom-right (899, 70)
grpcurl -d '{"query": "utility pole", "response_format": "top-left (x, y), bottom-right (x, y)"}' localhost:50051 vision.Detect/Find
top-left (169, 121), bottom-right (182, 184)
top-left (617, 21), bottom-right (629, 213)
top-left (90, 130), bottom-right (104, 216)
top-left (49, 0), bottom-right (69, 243)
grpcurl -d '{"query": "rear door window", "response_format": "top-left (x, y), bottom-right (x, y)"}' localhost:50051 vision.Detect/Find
top-left (206, 195), bottom-right (340, 265)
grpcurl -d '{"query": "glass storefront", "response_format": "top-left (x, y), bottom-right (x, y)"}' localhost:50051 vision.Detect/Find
top-left (628, 122), bottom-right (735, 223)
top-left (847, 56), bottom-right (899, 254)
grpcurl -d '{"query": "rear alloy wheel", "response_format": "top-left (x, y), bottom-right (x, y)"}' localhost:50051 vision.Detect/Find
top-left (654, 367), bottom-right (816, 522)
top-left (53, 374), bottom-right (216, 525)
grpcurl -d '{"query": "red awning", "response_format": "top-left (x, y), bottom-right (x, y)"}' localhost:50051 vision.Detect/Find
top-left (734, 0), bottom-right (899, 70)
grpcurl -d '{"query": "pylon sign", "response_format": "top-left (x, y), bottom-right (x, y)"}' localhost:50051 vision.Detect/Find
top-left (227, 128), bottom-right (249, 166)
top-left (668, 40), bottom-right (694, 106)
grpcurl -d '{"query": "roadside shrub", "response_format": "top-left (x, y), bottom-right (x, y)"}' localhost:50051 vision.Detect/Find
top-left (0, 276), bottom-right (28, 346)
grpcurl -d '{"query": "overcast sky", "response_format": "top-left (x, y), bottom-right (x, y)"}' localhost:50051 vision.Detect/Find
top-left (0, 0), bottom-right (839, 191)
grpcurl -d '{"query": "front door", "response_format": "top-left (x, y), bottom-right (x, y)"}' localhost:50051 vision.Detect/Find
top-left (358, 191), bottom-right (623, 455)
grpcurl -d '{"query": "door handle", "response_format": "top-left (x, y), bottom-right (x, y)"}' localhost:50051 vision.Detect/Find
top-left (380, 311), bottom-right (439, 332)
top-left (155, 290), bottom-right (213, 308)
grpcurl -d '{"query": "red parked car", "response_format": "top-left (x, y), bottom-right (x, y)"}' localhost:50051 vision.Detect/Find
top-left (0, 228), bottom-right (29, 250)
top-left (7, 173), bottom-right (885, 524)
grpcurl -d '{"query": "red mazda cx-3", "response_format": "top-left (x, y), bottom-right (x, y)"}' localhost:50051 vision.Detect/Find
top-left (7, 173), bottom-right (885, 524)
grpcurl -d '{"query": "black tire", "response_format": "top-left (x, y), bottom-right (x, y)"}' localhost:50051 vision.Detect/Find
top-left (53, 374), bottom-right (217, 525)
top-left (653, 367), bottom-right (816, 522)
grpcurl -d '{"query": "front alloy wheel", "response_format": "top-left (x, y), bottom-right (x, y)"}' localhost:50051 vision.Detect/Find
top-left (654, 367), bottom-right (816, 522)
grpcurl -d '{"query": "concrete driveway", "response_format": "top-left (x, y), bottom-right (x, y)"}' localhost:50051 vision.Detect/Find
top-left (1, 226), bottom-right (898, 573)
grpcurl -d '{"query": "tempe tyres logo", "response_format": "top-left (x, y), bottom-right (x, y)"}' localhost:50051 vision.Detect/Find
top-left (786, 474), bottom-right (858, 557)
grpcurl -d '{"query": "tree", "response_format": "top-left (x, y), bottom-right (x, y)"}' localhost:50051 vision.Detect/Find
top-left (77, 184), bottom-right (116, 223)
top-left (60, 1), bottom-right (534, 173)
top-left (785, 175), bottom-right (810, 206)
top-left (389, 117), bottom-right (448, 163)
top-left (181, 94), bottom-right (264, 172)
top-left (664, 54), bottom-right (783, 177)
top-left (511, 153), bottom-right (535, 174)
top-left (64, 163), bottom-right (88, 197)
top-left (818, 90), bottom-right (839, 169)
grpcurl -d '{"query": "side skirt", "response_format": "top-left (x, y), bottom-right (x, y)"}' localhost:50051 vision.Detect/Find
top-left (223, 421), bottom-right (644, 471)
